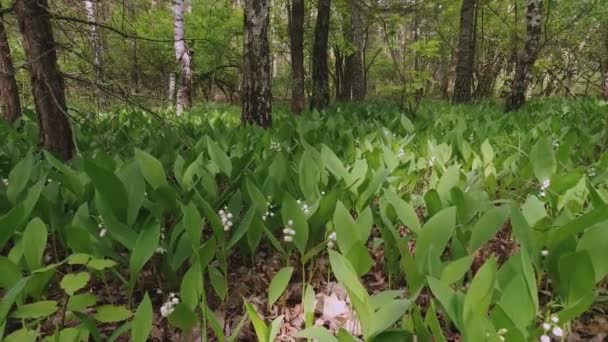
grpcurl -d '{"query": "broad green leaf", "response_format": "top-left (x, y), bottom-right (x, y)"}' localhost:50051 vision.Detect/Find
top-left (415, 207), bottom-right (456, 270)
top-left (463, 259), bottom-right (497, 325)
top-left (244, 302), bottom-right (268, 341)
top-left (328, 250), bottom-right (368, 306)
top-left (0, 257), bottom-right (21, 289)
top-left (468, 206), bottom-right (509, 251)
top-left (7, 154), bottom-right (33, 203)
top-left (246, 178), bottom-right (267, 214)
top-left (0, 204), bottom-right (25, 250)
top-left (427, 277), bottom-right (461, 330)
top-left (44, 151), bottom-right (84, 198)
top-left (60, 272), bottom-right (91, 296)
top-left (134, 148), bottom-right (168, 189)
top-left (180, 262), bottom-right (203, 311)
top-left (333, 201), bottom-right (359, 252)
top-left (321, 144), bottom-right (349, 181)
top-left (207, 138), bottom-right (232, 176)
top-left (521, 195), bottom-right (547, 227)
top-left (94, 305), bottom-right (132, 323)
top-left (268, 267), bottom-right (294, 309)
top-left (385, 190), bottom-right (421, 234)
top-left (577, 222), bottom-right (608, 282)
top-left (481, 139), bottom-right (494, 165)
top-left (12, 300), bottom-right (58, 319)
top-left (295, 327), bottom-right (339, 342)
top-left (87, 258), bottom-right (118, 271)
top-left (22, 218), bottom-right (47, 271)
top-left (84, 159), bottom-right (129, 222)
top-left (209, 266), bottom-right (228, 301)
top-left (369, 299), bottom-right (411, 338)
top-left (529, 138), bottom-right (556, 181)
top-left (182, 202), bottom-right (202, 252)
top-left (129, 223), bottom-right (160, 291)
top-left (436, 165), bottom-right (460, 204)
top-left (168, 303), bottom-right (197, 331)
top-left (67, 293), bottom-right (97, 312)
top-left (0, 277), bottom-right (29, 326)
top-left (131, 293), bottom-right (153, 342)
top-left (440, 255), bottom-right (473, 285)
top-left (4, 329), bottom-right (37, 342)
top-left (268, 315), bottom-right (284, 342)
top-left (299, 150), bottom-right (320, 201)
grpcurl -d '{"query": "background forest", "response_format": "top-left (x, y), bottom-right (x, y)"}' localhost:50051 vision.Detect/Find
top-left (1, 0), bottom-right (608, 341)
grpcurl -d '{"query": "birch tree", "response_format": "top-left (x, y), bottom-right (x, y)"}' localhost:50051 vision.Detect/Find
top-left (241, 0), bottom-right (272, 127)
top-left (0, 2), bottom-right (22, 122)
top-left (85, 0), bottom-right (102, 89)
top-left (173, 0), bottom-right (193, 115)
top-left (505, 0), bottom-right (543, 112)
top-left (15, 0), bottom-right (74, 159)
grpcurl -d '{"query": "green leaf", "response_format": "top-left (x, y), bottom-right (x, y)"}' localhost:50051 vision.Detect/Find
top-left (321, 144), bottom-right (349, 181)
top-left (209, 266), bottom-right (228, 301)
top-left (328, 250), bottom-right (368, 306)
top-left (577, 221), bottom-right (608, 282)
top-left (0, 204), bottom-right (25, 250)
top-left (168, 303), bottom-right (197, 331)
top-left (67, 293), bottom-right (97, 312)
top-left (462, 259), bottom-right (497, 325)
top-left (4, 329), bottom-right (37, 342)
top-left (268, 267), bottom-right (294, 309)
top-left (12, 300), bottom-right (58, 319)
top-left (530, 138), bottom-right (556, 181)
top-left (468, 206), bottom-right (509, 251)
top-left (521, 195), bottom-right (548, 227)
top-left (60, 272), bottom-right (91, 296)
top-left (295, 327), bottom-right (339, 342)
top-left (440, 255), bottom-right (473, 284)
top-left (7, 154), bottom-right (33, 203)
top-left (436, 165), bottom-right (460, 204)
top-left (369, 299), bottom-right (411, 338)
top-left (427, 277), bottom-right (462, 330)
top-left (129, 223), bottom-right (160, 291)
top-left (44, 151), bottom-right (84, 198)
top-left (131, 293), bottom-right (153, 342)
top-left (84, 159), bottom-right (129, 222)
top-left (207, 138), bottom-right (232, 176)
top-left (345, 243), bottom-right (373, 277)
top-left (0, 256), bottom-right (22, 290)
top-left (416, 207), bottom-right (456, 271)
top-left (22, 218), bottom-right (47, 271)
top-left (481, 139), bottom-right (494, 165)
top-left (246, 178), bottom-right (267, 214)
top-left (134, 148), bottom-right (168, 189)
top-left (281, 194), bottom-right (309, 254)
top-left (244, 302), bottom-right (268, 341)
top-left (94, 305), bottom-right (132, 323)
top-left (385, 190), bottom-right (421, 234)
top-left (268, 315), bottom-right (284, 342)
top-left (180, 263), bottom-right (203, 311)
top-left (87, 258), bottom-right (118, 271)
top-left (0, 277), bottom-right (29, 326)
top-left (182, 202), bottom-right (202, 252)
top-left (333, 201), bottom-right (359, 252)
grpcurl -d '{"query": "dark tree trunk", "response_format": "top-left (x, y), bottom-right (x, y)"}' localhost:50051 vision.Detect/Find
top-left (452, 0), bottom-right (477, 104)
top-left (505, 0), bottom-right (543, 112)
top-left (288, 0), bottom-right (305, 115)
top-left (128, 0), bottom-right (139, 94)
top-left (334, 46), bottom-right (347, 101)
top-left (241, 0), bottom-right (272, 127)
top-left (0, 3), bottom-right (22, 123)
top-left (15, 0), bottom-right (74, 160)
top-left (310, 0), bottom-right (330, 111)
top-left (348, 0), bottom-right (364, 101)
top-left (603, 27), bottom-right (608, 100)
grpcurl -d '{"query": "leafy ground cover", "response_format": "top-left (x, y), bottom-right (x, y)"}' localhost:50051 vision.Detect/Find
top-left (1, 99), bottom-right (607, 341)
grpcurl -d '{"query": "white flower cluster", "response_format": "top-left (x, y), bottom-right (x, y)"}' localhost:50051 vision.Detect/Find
top-left (2, 178), bottom-right (8, 186)
top-left (541, 249), bottom-right (549, 257)
top-left (160, 292), bottom-right (180, 317)
top-left (552, 137), bottom-right (560, 148)
top-left (587, 167), bottom-right (596, 177)
top-left (283, 220), bottom-right (296, 242)
top-left (218, 206), bottom-right (233, 231)
top-left (269, 141), bottom-right (282, 152)
top-left (540, 315), bottom-right (563, 342)
top-left (539, 179), bottom-right (550, 198)
top-left (155, 247), bottom-right (167, 254)
top-left (428, 156), bottom-right (436, 168)
top-left (398, 148), bottom-right (405, 159)
top-left (327, 232), bottom-right (337, 249)
top-left (262, 198), bottom-right (275, 221)
top-left (296, 199), bottom-right (310, 215)
top-left (98, 217), bottom-right (107, 237)
top-left (469, 133), bottom-right (474, 142)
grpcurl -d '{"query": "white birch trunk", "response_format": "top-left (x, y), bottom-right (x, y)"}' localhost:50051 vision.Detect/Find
top-left (173, 0), bottom-right (193, 116)
top-left (168, 73), bottom-right (176, 105)
top-left (85, 0), bottom-right (102, 84)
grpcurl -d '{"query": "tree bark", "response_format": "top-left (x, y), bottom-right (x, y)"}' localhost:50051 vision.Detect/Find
top-left (452, 0), bottom-right (477, 104)
top-left (603, 26), bottom-right (608, 100)
top-left (127, 0), bottom-right (139, 94)
top-left (288, 0), bottom-right (305, 115)
top-left (505, 0), bottom-right (543, 112)
top-left (15, 0), bottom-right (74, 160)
top-left (310, 0), bottom-right (330, 111)
top-left (173, 0), bottom-right (193, 116)
top-left (241, 0), bottom-right (272, 127)
top-left (85, 0), bottom-right (102, 85)
top-left (0, 3), bottom-right (22, 123)
top-left (348, 0), bottom-right (364, 101)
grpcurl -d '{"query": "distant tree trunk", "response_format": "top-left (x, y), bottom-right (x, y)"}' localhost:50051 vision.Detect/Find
top-left (603, 27), bottom-right (608, 100)
top-left (173, 0), bottom-right (193, 116)
top-left (505, 0), bottom-right (543, 112)
top-left (452, 0), bottom-right (477, 103)
top-left (334, 46), bottom-right (348, 101)
top-left (85, 0), bottom-right (102, 84)
top-left (348, 0), bottom-right (364, 101)
top-left (15, 0), bottom-right (74, 159)
top-left (0, 3), bottom-right (22, 122)
top-left (310, 0), bottom-right (330, 111)
top-left (241, 0), bottom-right (272, 127)
top-left (288, 0), bottom-right (305, 115)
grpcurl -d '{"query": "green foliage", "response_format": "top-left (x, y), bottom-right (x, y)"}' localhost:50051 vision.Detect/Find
top-left (0, 100), bottom-right (607, 340)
